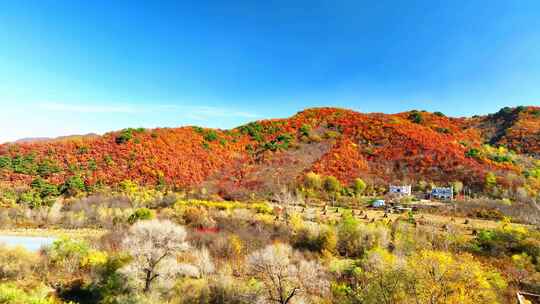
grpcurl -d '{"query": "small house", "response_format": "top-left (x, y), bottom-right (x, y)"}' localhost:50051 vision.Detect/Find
top-left (372, 200), bottom-right (385, 208)
top-left (431, 187), bottom-right (453, 200)
top-left (389, 185), bottom-right (412, 196)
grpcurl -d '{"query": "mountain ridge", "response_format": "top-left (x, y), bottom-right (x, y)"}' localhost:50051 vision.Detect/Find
top-left (13, 133), bottom-right (100, 144)
top-left (1, 106), bottom-right (539, 199)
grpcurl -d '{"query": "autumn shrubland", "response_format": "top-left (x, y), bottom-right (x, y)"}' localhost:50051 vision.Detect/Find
top-left (0, 185), bottom-right (537, 303)
top-left (0, 106), bottom-right (539, 303)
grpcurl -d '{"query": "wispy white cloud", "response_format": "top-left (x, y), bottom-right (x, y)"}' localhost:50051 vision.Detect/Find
top-left (158, 105), bottom-right (259, 119)
top-left (0, 102), bottom-right (260, 144)
top-left (38, 102), bottom-right (137, 113)
top-left (36, 102), bottom-right (259, 119)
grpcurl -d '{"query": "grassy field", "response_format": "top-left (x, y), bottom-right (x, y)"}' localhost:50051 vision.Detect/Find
top-left (288, 204), bottom-right (530, 237)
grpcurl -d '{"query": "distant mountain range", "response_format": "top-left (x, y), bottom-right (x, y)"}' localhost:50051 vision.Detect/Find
top-left (13, 133), bottom-right (100, 144)
top-left (1, 106), bottom-right (539, 199)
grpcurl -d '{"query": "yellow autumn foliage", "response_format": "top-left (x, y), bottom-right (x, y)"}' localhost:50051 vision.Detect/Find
top-left (409, 250), bottom-right (506, 304)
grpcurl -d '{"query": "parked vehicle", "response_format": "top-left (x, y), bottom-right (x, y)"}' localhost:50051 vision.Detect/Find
top-left (372, 199), bottom-right (386, 208)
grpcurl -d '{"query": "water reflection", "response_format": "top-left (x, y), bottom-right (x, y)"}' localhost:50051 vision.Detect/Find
top-left (0, 235), bottom-right (56, 251)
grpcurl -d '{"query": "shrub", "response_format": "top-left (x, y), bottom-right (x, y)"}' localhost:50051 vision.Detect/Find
top-left (323, 176), bottom-right (341, 193)
top-left (103, 155), bottom-right (114, 166)
top-left (31, 178), bottom-right (59, 199)
top-left (192, 126), bottom-right (204, 134)
top-left (115, 129), bottom-right (134, 144)
top-left (262, 133), bottom-right (293, 151)
top-left (173, 278), bottom-right (211, 303)
top-left (352, 178), bottom-right (366, 195)
top-left (299, 124), bottom-right (311, 136)
top-left (304, 172), bottom-right (322, 190)
top-left (251, 202), bottom-right (273, 214)
top-left (18, 190), bottom-right (44, 208)
top-left (118, 179), bottom-right (139, 194)
top-left (292, 223), bottom-right (337, 254)
top-left (336, 214), bottom-right (361, 257)
top-left (87, 159), bottom-right (97, 171)
top-left (408, 111), bottom-right (423, 124)
top-left (471, 220), bottom-right (530, 257)
top-left (180, 206), bottom-right (214, 228)
top-left (434, 111), bottom-right (445, 117)
top-left (466, 148), bottom-right (481, 159)
top-left (44, 237), bottom-right (98, 275)
top-left (323, 130), bottom-right (340, 139)
top-left (0, 283), bottom-right (56, 304)
top-left (337, 214), bottom-right (389, 257)
top-left (127, 208), bottom-right (155, 224)
top-left (0, 188), bottom-right (17, 206)
top-left (10, 155), bottom-right (37, 175)
top-left (176, 199), bottom-right (237, 210)
top-left (496, 107), bottom-right (513, 117)
top-left (0, 156), bottom-right (10, 169)
top-left (474, 208), bottom-right (504, 220)
top-left (60, 175), bottom-right (86, 196)
top-left (174, 275), bottom-right (258, 304)
top-left (485, 172), bottom-right (497, 189)
top-left (308, 133), bottom-right (322, 143)
top-left (0, 245), bottom-right (40, 281)
top-left (36, 159), bottom-right (61, 177)
top-left (451, 181), bottom-right (463, 195)
top-left (203, 130), bottom-right (218, 142)
top-left (90, 252), bottom-right (132, 302)
top-left (436, 127), bottom-right (450, 134)
top-left (351, 247), bottom-right (409, 304)
top-left (238, 122), bottom-right (265, 142)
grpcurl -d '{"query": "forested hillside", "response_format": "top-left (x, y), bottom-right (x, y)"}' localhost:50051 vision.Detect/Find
top-left (0, 106), bottom-right (539, 200)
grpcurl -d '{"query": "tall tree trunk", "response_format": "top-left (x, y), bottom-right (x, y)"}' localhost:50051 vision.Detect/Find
top-left (144, 270), bottom-right (152, 293)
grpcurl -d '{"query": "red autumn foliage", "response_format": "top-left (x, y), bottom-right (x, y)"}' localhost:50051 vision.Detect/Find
top-left (0, 106), bottom-right (537, 196)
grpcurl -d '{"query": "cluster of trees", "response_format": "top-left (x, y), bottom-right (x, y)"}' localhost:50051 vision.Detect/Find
top-left (487, 106), bottom-right (540, 155)
top-left (301, 171), bottom-right (368, 203)
top-left (0, 106), bottom-right (539, 303)
top-left (0, 126), bottom-right (252, 190)
top-left (0, 107), bottom-right (539, 202)
top-left (2, 196), bottom-right (536, 303)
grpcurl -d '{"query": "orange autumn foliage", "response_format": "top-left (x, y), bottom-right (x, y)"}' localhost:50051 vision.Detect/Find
top-left (0, 106), bottom-right (538, 195)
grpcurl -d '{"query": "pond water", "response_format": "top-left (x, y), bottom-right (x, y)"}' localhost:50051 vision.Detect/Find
top-left (0, 235), bottom-right (56, 252)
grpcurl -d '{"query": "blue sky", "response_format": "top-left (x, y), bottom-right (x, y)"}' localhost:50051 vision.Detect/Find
top-left (0, 1), bottom-right (539, 143)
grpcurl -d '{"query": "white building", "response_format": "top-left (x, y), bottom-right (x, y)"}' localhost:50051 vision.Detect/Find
top-left (431, 187), bottom-right (453, 200)
top-left (389, 185), bottom-right (412, 196)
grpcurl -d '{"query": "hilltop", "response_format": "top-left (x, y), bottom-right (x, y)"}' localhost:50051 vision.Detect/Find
top-left (0, 106), bottom-right (539, 199)
top-left (13, 133), bottom-right (100, 144)
top-left (468, 106), bottom-right (540, 156)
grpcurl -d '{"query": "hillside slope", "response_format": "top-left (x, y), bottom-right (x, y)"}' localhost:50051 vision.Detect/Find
top-left (466, 106), bottom-right (540, 157)
top-left (0, 106), bottom-right (539, 198)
